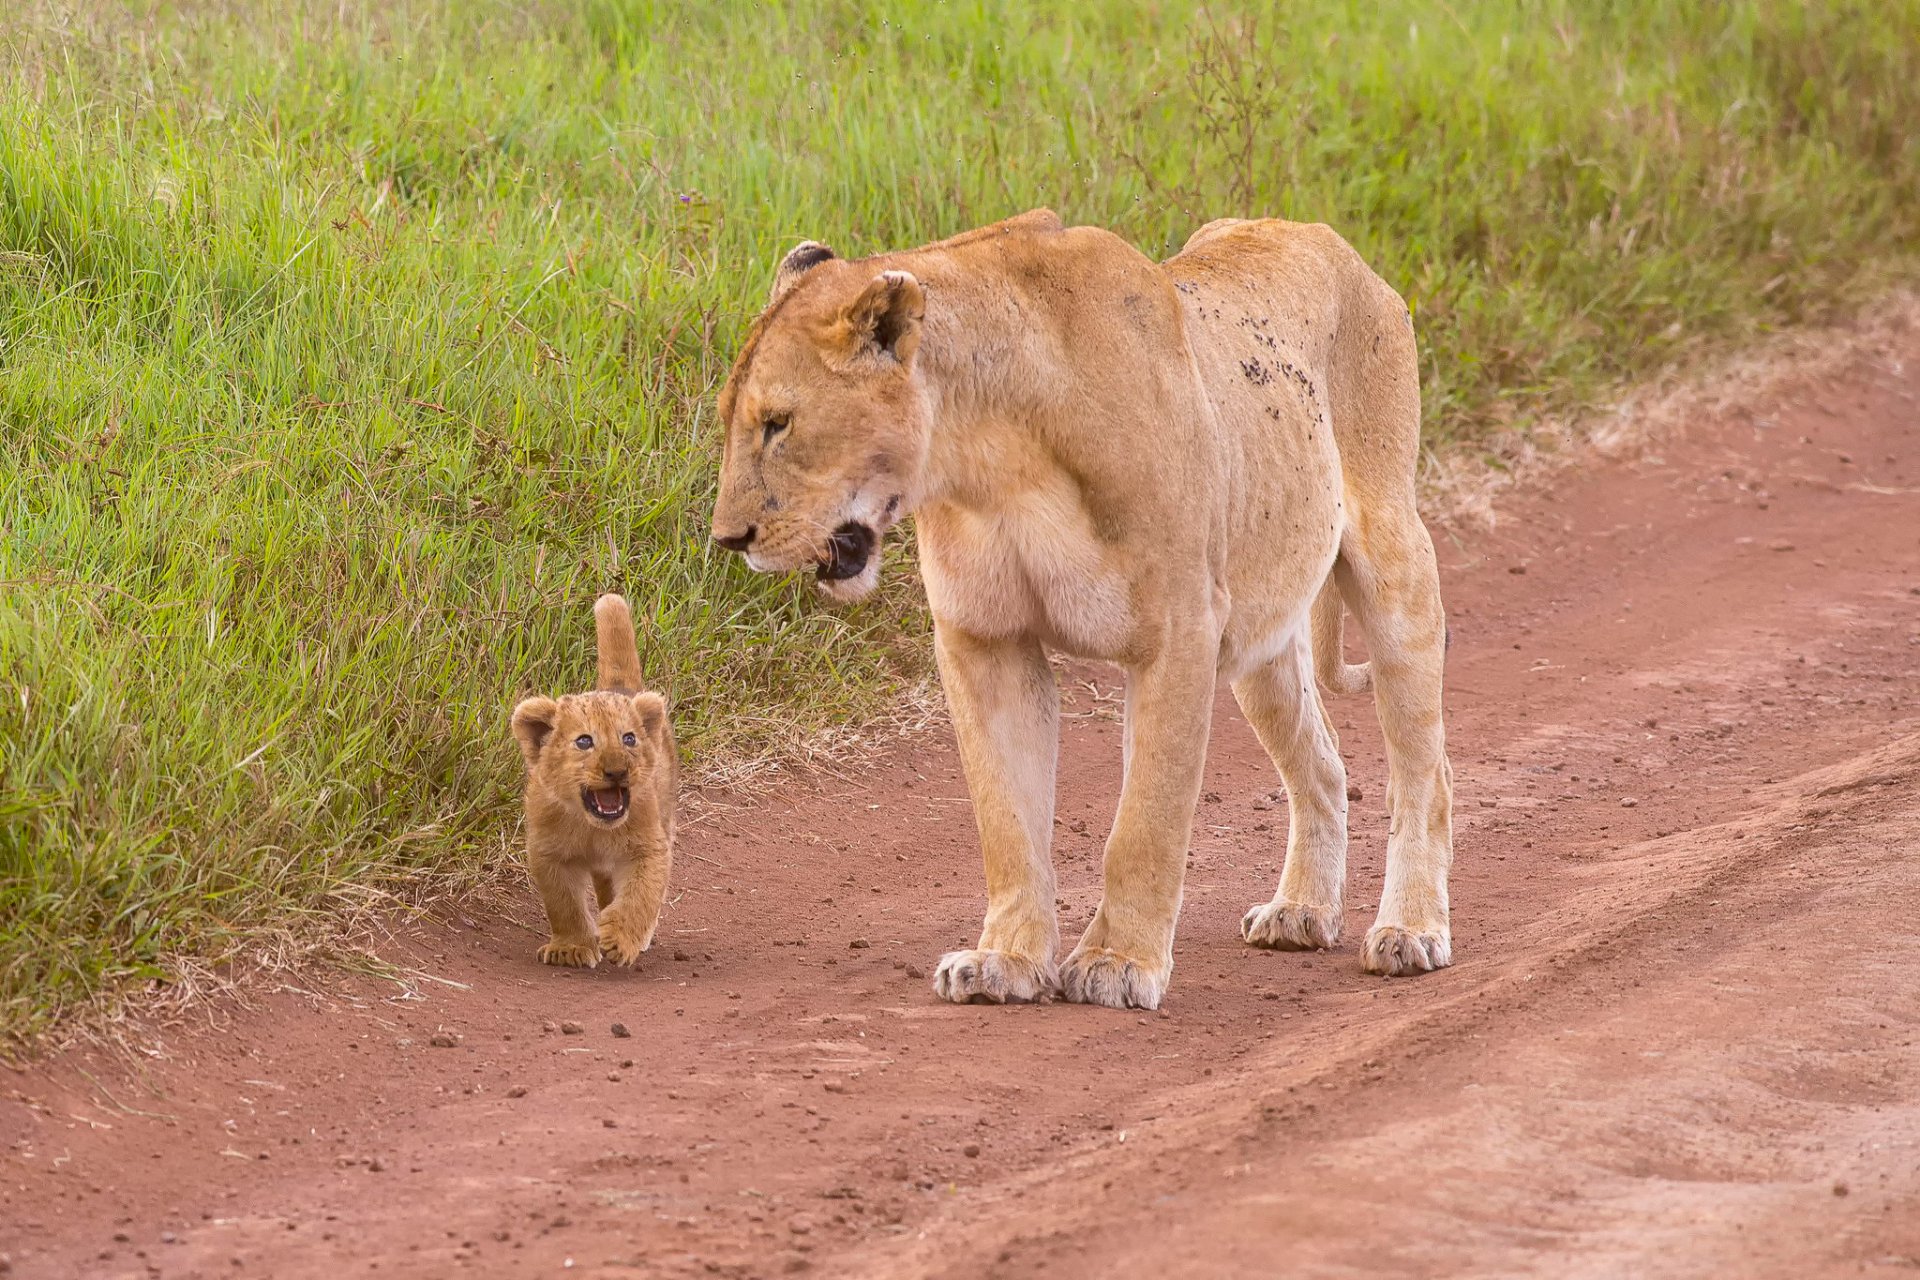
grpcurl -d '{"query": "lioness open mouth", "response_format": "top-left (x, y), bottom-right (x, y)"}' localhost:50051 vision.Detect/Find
top-left (582, 786), bottom-right (630, 822)
top-left (817, 522), bottom-right (876, 582)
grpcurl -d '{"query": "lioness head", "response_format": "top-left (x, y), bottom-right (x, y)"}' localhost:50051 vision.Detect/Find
top-left (510, 690), bottom-right (669, 829)
top-left (710, 241), bottom-right (930, 603)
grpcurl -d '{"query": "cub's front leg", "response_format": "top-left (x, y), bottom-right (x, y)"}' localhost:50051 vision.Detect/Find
top-left (929, 624), bottom-right (1061, 1004)
top-left (530, 848), bottom-right (601, 968)
top-left (1061, 641), bottom-right (1217, 1010)
top-left (599, 818), bottom-right (673, 967)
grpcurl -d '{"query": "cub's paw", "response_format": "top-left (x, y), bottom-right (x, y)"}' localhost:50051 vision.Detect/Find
top-left (537, 939), bottom-right (601, 968)
top-left (1361, 924), bottom-right (1452, 976)
top-left (598, 920), bottom-right (655, 968)
top-left (1241, 899), bottom-right (1342, 951)
top-left (932, 949), bottom-right (1056, 1004)
top-left (1059, 947), bottom-right (1167, 1010)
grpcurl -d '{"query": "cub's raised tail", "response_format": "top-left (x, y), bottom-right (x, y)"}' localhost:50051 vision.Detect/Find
top-left (594, 593), bottom-right (646, 694)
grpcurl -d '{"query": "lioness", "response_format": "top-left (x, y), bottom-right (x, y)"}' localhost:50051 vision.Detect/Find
top-left (510, 594), bottom-right (677, 968)
top-left (711, 210), bottom-right (1453, 1009)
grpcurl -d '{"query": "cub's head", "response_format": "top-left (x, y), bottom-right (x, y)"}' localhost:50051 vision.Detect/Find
top-left (710, 241), bottom-right (931, 603)
top-left (510, 690), bottom-right (669, 828)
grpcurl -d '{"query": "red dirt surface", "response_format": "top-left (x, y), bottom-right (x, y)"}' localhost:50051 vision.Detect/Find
top-left (5, 336), bottom-right (1920, 1279)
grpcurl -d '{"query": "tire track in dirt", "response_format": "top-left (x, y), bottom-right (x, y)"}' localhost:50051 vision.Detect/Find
top-left (875, 736), bottom-right (1920, 1279)
top-left (2, 331), bottom-right (1917, 1279)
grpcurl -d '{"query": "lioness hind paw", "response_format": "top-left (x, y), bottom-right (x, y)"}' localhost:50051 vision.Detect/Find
top-left (1242, 900), bottom-right (1342, 951)
top-left (538, 940), bottom-right (601, 968)
top-left (1361, 924), bottom-right (1451, 976)
top-left (932, 949), bottom-right (1055, 1004)
top-left (1059, 948), bottom-right (1167, 1010)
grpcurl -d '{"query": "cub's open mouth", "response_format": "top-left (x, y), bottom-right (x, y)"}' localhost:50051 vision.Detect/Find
top-left (581, 786), bottom-right (630, 822)
top-left (817, 522), bottom-right (876, 582)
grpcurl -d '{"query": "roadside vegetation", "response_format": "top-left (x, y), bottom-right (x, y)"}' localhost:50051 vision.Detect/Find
top-left (3, 0), bottom-right (1915, 1041)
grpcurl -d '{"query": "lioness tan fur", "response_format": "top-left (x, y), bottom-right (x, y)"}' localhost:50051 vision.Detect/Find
top-left (711, 210), bottom-right (1453, 1009)
top-left (510, 595), bottom-right (677, 968)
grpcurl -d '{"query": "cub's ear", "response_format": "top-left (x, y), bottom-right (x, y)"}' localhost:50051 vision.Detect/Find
top-left (510, 696), bottom-right (559, 767)
top-left (769, 240), bottom-right (835, 306)
top-left (632, 690), bottom-right (669, 744)
top-left (832, 270), bottom-right (923, 368)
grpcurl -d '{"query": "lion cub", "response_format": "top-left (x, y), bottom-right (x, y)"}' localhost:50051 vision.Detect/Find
top-left (510, 594), bottom-right (677, 968)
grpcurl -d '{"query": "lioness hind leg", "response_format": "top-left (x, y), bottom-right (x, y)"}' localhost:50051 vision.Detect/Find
top-left (930, 626), bottom-right (1061, 1004)
top-left (1233, 634), bottom-right (1348, 951)
top-left (1336, 518), bottom-right (1455, 976)
top-left (532, 857), bottom-right (601, 968)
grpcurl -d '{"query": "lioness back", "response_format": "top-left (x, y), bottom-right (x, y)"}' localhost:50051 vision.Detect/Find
top-left (1163, 218), bottom-right (1422, 502)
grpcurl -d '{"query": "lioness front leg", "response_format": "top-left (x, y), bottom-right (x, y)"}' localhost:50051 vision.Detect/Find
top-left (931, 625), bottom-right (1061, 1004)
top-left (1062, 643), bottom-right (1217, 1010)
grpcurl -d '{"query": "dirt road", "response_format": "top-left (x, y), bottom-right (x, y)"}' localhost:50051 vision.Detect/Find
top-left (5, 333), bottom-right (1919, 1279)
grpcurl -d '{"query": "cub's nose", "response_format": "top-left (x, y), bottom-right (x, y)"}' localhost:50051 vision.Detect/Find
top-left (601, 765), bottom-right (630, 785)
top-left (712, 525), bottom-right (756, 553)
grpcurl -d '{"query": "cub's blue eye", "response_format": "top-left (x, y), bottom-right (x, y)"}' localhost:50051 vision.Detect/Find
top-left (574, 734), bottom-right (593, 749)
top-left (621, 732), bottom-right (638, 747)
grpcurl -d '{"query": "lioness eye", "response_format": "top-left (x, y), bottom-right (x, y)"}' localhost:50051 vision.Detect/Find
top-left (574, 734), bottom-right (593, 749)
top-left (761, 413), bottom-right (790, 446)
top-left (621, 732), bottom-right (638, 747)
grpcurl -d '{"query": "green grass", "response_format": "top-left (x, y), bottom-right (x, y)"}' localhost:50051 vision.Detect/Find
top-left (2, 0), bottom-right (1916, 1042)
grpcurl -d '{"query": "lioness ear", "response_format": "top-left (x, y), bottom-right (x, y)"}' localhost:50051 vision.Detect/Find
top-left (510, 696), bottom-right (558, 768)
top-left (769, 240), bottom-right (835, 306)
top-left (833, 270), bottom-right (923, 367)
top-left (631, 691), bottom-right (669, 743)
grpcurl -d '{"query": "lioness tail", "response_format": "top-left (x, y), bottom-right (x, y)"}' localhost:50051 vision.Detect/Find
top-left (594, 594), bottom-right (646, 693)
top-left (1310, 579), bottom-right (1371, 696)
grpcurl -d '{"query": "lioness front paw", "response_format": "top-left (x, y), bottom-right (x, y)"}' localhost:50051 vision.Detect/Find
top-left (932, 949), bottom-right (1055, 1004)
top-left (537, 939), bottom-right (601, 968)
top-left (1059, 947), bottom-right (1168, 1010)
top-left (1361, 923), bottom-right (1451, 976)
top-left (1242, 899), bottom-right (1343, 950)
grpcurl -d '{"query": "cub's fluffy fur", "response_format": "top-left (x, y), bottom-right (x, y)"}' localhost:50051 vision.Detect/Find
top-left (509, 595), bottom-right (677, 967)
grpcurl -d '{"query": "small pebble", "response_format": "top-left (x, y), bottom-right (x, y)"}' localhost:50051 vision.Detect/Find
top-left (905, 965), bottom-right (926, 980)
top-left (1833, 1181), bottom-right (1850, 1197)
top-left (673, 950), bottom-right (690, 961)
top-left (429, 1033), bottom-right (458, 1048)
top-left (507, 1086), bottom-right (528, 1099)
top-left (367, 1158), bottom-right (386, 1173)
top-left (1620, 797), bottom-right (1639, 808)
top-left (610, 1023), bottom-right (631, 1038)
top-left (963, 1144), bottom-right (981, 1158)
top-left (1346, 785), bottom-right (1363, 803)
top-left (788, 1214), bottom-right (814, 1235)
top-left (849, 939), bottom-right (870, 950)
top-left (603, 1119), bottom-right (617, 1129)
top-left (561, 1021), bottom-right (585, 1035)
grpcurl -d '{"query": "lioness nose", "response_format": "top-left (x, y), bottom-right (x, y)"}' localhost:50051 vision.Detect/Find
top-left (712, 525), bottom-right (756, 552)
